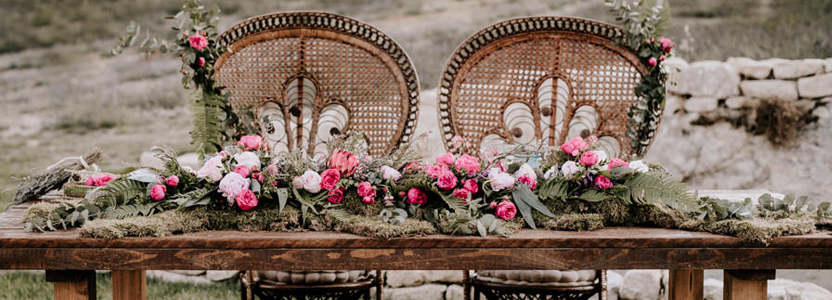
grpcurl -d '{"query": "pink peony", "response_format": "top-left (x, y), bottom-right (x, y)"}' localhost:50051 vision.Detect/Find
top-left (454, 154), bottom-right (481, 175)
top-left (424, 164), bottom-right (450, 178)
top-left (198, 57), bottom-right (205, 66)
top-left (329, 149), bottom-right (360, 176)
top-left (608, 158), bottom-right (629, 170)
top-left (85, 174), bottom-right (115, 186)
top-left (560, 136), bottom-right (588, 156)
top-left (197, 156), bottom-right (224, 182)
top-left (495, 200), bottom-right (517, 220)
top-left (320, 169), bottom-right (341, 191)
top-left (379, 166), bottom-right (402, 181)
top-left (151, 184), bottom-right (166, 201)
top-left (407, 187), bottom-right (427, 205)
top-left (594, 175), bottom-right (613, 189)
top-left (451, 189), bottom-right (469, 202)
top-left (219, 172), bottom-right (250, 202)
top-left (233, 166), bottom-right (251, 178)
top-left (463, 178), bottom-right (479, 194)
top-left (436, 171), bottom-right (457, 191)
top-left (233, 152), bottom-right (261, 171)
top-left (264, 164), bottom-right (279, 177)
top-left (579, 151), bottom-right (599, 166)
top-left (166, 175), bottom-right (179, 187)
top-left (362, 196), bottom-right (375, 204)
top-left (235, 189), bottom-right (258, 211)
top-left (357, 182), bottom-right (377, 198)
top-left (648, 57), bottom-right (658, 67)
top-left (237, 135), bottom-right (262, 150)
top-left (488, 168), bottom-right (515, 191)
top-left (328, 188), bottom-right (344, 204)
top-left (188, 34), bottom-right (208, 51)
top-left (435, 152), bottom-right (455, 165)
top-left (517, 175), bottom-right (537, 190)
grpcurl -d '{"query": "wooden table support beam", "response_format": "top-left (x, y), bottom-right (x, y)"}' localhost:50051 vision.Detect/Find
top-left (45, 270), bottom-right (96, 300)
top-left (724, 269), bottom-right (775, 300)
top-left (668, 269), bottom-right (703, 300)
top-left (112, 270), bottom-right (147, 300)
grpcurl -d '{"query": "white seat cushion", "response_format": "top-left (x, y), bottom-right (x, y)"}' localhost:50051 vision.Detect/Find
top-left (476, 270), bottom-right (597, 287)
top-left (255, 270), bottom-right (374, 285)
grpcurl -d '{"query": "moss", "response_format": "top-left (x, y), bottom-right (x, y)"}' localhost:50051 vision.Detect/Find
top-left (197, 206), bottom-right (304, 231)
top-left (62, 183), bottom-right (94, 198)
top-left (628, 203), bottom-right (693, 228)
top-left (23, 202), bottom-right (62, 223)
top-left (341, 192), bottom-right (383, 216)
top-left (331, 213), bottom-right (436, 238)
top-left (543, 213), bottom-right (605, 231)
top-left (694, 216), bottom-right (816, 244)
top-left (80, 210), bottom-right (204, 239)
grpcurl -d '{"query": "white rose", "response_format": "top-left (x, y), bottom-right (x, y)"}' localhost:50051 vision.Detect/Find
top-left (300, 170), bottom-right (322, 193)
top-left (218, 172), bottom-right (250, 205)
top-left (233, 151), bottom-right (261, 171)
top-left (513, 163), bottom-right (537, 180)
top-left (561, 161), bottom-right (579, 178)
top-left (380, 166), bottom-right (402, 181)
top-left (197, 156), bottom-right (224, 182)
top-left (630, 160), bottom-right (649, 173)
top-left (488, 168), bottom-right (516, 191)
top-left (543, 165), bottom-right (559, 180)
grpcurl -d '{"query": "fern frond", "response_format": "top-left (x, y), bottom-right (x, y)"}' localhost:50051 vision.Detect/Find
top-left (190, 88), bottom-right (225, 157)
top-left (537, 179), bottom-right (570, 201)
top-left (624, 173), bottom-right (697, 212)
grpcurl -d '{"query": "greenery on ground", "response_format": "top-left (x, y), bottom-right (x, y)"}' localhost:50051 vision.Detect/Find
top-left (0, 271), bottom-right (238, 300)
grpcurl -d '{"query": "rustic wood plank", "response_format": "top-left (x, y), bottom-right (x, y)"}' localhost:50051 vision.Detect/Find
top-left (724, 270), bottom-right (774, 300)
top-left (46, 270), bottom-right (96, 300)
top-left (112, 270), bottom-right (146, 300)
top-left (668, 269), bottom-right (703, 300)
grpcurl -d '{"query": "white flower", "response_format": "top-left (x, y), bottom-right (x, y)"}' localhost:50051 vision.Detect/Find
top-left (488, 167), bottom-right (515, 191)
top-left (380, 166), bottom-right (402, 181)
top-left (561, 161), bottom-right (580, 178)
top-left (513, 164), bottom-right (537, 180)
top-left (543, 165), bottom-right (559, 180)
top-left (218, 172), bottom-right (250, 205)
top-left (197, 156), bottom-right (224, 182)
top-left (593, 150), bottom-right (608, 170)
top-left (291, 176), bottom-right (304, 189)
top-left (630, 160), bottom-right (649, 173)
top-left (233, 151), bottom-right (261, 171)
top-left (300, 170), bottom-right (322, 193)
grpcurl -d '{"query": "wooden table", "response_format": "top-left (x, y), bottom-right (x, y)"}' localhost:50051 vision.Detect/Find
top-left (2, 202), bottom-right (831, 300)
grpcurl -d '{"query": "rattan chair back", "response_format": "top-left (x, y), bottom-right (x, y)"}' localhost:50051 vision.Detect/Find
top-left (214, 12), bottom-right (420, 157)
top-left (437, 16), bottom-right (655, 158)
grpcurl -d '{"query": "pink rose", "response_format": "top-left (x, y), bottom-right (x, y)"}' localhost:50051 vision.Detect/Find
top-left (436, 152), bottom-right (455, 165)
top-left (594, 175), bottom-right (613, 189)
top-left (357, 182), bottom-right (377, 198)
top-left (264, 164), bottom-right (279, 176)
top-left (362, 196), bottom-right (375, 204)
top-left (489, 201), bottom-right (497, 209)
top-left (463, 178), bottom-right (479, 194)
top-left (328, 188), bottom-right (344, 204)
top-left (166, 175), bottom-right (179, 187)
top-left (329, 149), bottom-right (360, 176)
top-left (85, 174), bottom-right (115, 186)
top-left (517, 175), bottom-right (537, 190)
top-left (253, 172), bottom-right (264, 183)
top-left (188, 34), bottom-right (208, 51)
top-left (300, 170), bottom-right (321, 193)
top-left (219, 172), bottom-right (250, 202)
top-left (379, 166), bottom-right (402, 181)
top-left (660, 37), bottom-right (672, 50)
top-left (424, 164), bottom-right (450, 178)
top-left (608, 158), bottom-right (629, 170)
top-left (198, 57), bottom-right (205, 66)
top-left (648, 57), bottom-right (658, 67)
top-left (454, 154), bottom-right (481, 175)
top-left (150, 184), bottom-right (166, 201)
top-left (237, 135), bottom-right (262, 150)
top-left (659, 55), bottom-right (666, 62)
top-left (560, 136), bottom-right (588, 156)
top-left (495, 200), bottom-right (517, 220)
top-left (235, 189), bottom-right (258, 211)
top-left (436, 171), bottom-right (457, 191)
top-left (320, 169), bottom-right (341, 191)
top-left (233, 166), bottom-right (251, 178)
top-left (451, 189), bottom-right (469, 202)
top-left (487, 168), bottom-right (515, 191)
top-left (407, 188), bottom-right (427, 205)
top-left (579, 151), bottom-right (599, 166)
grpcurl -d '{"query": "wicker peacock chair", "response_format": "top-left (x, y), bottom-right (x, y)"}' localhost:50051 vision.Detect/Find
top-left (213, 11), bottom-right (421, 300)
top-left (437, 16), bottom-right (657, 300)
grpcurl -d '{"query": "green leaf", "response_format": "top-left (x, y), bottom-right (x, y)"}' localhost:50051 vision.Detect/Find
top-left (476, 220), bottom-right (486, 237)
top-left (514, 185), bottom-right (555, 218)
top-left (277, 188), bottom-right (288, 213)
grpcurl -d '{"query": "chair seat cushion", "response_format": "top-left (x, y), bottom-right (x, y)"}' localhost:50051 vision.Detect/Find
top-left (475, 270), bottom-right (597, 287)
top-left (255, 270), bottom-right (374, 285)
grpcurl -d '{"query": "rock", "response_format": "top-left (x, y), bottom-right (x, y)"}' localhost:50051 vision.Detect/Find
top-left (703, 278), bottom-right (723, 300)
top-left (665, 94), bottom-right (683, 114)
top-left (607, 271), bottom-right (623, 300)
top-left (385, 283), bottom-right (447, 300)
top-left (825, 58), bottom-right (832, 73)
top-left (794, 100), bottom-right (817, 114)
top-left (205, 270), bottom-right (239, 281)
top-left (727, 57), bottom-right (772, 79)
top-left (684, 97), bottom-right (718, 112)
top-left (423, 270), bottom-right (464, 283)
top-left (170, 270), bottom-right (206, 276)
top-left (445, 284), bottom-right (465, 300)
top-left (665, 57), bottom-right (688, 87)
top-left (385, 270), bottom-right (425, 288)
top-left (769, 278), bottom-right (802, 300)
top-left (147, 270), bottom-right (213, 285)
top-left (619, 270), bottom-right (662, 300)
top-left (661, 270), bottom-right (669, 300)
top-left (739, 80), bottom-right (798, 101)
top-left (725, 96), bottom-right (759, 109)
top-left (797, 73), bottom-right (832, 98)
top-left (667, 61), bottom-right (740, 98)
top-left (177, 153), bottom-right (201, 170)
top-left (785, 282), bottom-right (832, 300)
top-left (773, 60), bottom-right (824, 79)
top-left (139, 151), bottom-right (165, 169)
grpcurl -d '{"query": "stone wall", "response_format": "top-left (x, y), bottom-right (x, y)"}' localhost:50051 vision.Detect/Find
top-left (647, 57), bottom-right (832, 201)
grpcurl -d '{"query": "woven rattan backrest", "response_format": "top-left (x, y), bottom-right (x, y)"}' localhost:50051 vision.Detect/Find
top-left (214, 12), bottom-right (420, 157)
top-left (437, 17), bottom-right (653, 158)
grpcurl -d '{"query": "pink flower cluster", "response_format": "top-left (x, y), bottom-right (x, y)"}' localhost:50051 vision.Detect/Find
top-left (357, 182), bottom-right (377, 204)
top-left (85, 174), bottom-right (114, 187)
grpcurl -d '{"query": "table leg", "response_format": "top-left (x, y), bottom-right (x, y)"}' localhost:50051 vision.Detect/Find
top-left (723, 270), bottom-right (775, 300)
top-left (112, 270), bottom-right (147, 300)
top-left (668, 269), bottom-right (703, 300)
top-left (46, 270), bottom-right (96, 300)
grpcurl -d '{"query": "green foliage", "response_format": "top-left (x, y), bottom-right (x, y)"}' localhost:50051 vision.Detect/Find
top-left (512, 184), bottom-right (555, 229)
top-left (697, 196), bottom-right (754, 222)
top-left (24, 199), bottom-right (105, 232)
top-left (619, 172), bottom-right (697, 212)
top-left (190, 88), bottom-right (228, 155)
